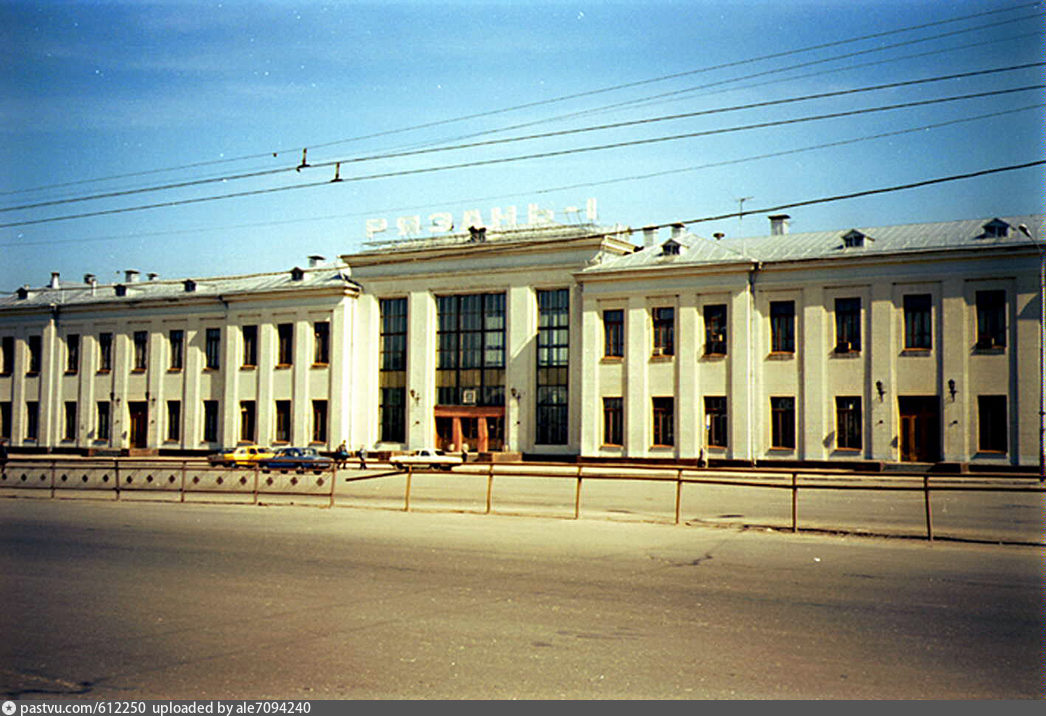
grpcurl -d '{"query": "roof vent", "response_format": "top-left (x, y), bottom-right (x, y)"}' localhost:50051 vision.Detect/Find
top-left (50, 272), bottom-right (60, 289)
top-left (468, 226), bottom-right (486, 243)
top-left (147, 272), bottom-right (159, 281)
top-left (17, 285), bottom-right (30, 300)
top-left (115, 284), bottom-right (127, 297)
top-left (713, 232), bottom-right (725, 240)
top-left (981, 218), bottom-right (1010, 239)
top-left (670, 223), bottom-right (686, 240)
top-left (661, 240), bottom-right (683, 256)
top-left (842, 230), bottom-right (869, 248)
top-left (769, 214), bottom-right (790, 235)
top-left (83, 273), bottom-right (96, 285)
top-left (183, 279), bottom-right (196, 293)
top-left (307, 255), bottom-right (325, 268)
top-left (290, 267), bottom-right (305, 281)
top-left (125, 269), bottom-right (140, 283)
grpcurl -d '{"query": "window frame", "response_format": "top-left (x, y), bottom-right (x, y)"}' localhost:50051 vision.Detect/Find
top-left (65, 334), bottom-right (80, 374)
top-left (703, 304), bottom-right (728, 356)
top-left (704, 396), bottom-right (728, 448)
top-left (652, 396), bottom-right (674, 447)
top-left (769, 301), bottom-right (795, 354)
top-left (168, 329), bottom-right (184, 371)
top-left (651, 306), bottom-right (675, 357)
top-left (166, 400), bottom-right (181, 442)
top-left (602, 309), bottom-right (624, 358)
top-left (977, 395), bottom-right (1007, 453)
top-left (133, 331), bottom-right (148, 372)
top-left (204, 328), bottom-right (221, 370)
top-left (241, 325), bottom-right (258, 368)
top-left (834, 298), bottom-right (861, 353)
top-left (975, 290), bottom-right (1006, 350)
top-left (835, 396), bottom-right (862, 450)
top-left (313, 322), bottom-right (330, 366)
top-left (277, 323), bottom-right (294, 367)
top-left (770, 396), bottom-right (796, 449)
top-left (602, 396), bottom-right (623, 447)
top-left (903, 294), bottom-right (933, 350)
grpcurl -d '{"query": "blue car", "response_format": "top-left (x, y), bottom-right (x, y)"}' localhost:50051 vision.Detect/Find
top-left (259, 447), bottom-right (333, 474)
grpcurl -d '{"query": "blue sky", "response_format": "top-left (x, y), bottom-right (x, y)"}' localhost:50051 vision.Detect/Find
top-left (1, 0), bottom-right (1043, 289)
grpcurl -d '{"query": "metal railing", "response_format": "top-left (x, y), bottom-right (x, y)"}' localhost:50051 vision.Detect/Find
top-left (2, 458), bottom-right (1042, 543)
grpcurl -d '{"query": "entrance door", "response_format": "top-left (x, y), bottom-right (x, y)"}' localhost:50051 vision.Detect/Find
top-left (898, 396), bottom-right (940, 462)
top-left (128, 402), bottom-right (148, 449)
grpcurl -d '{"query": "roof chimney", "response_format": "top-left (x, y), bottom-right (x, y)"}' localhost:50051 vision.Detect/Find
top-left (307, 255), bottom-right (325, 268)
top-left (769, 214), bottom-right (790, 235)
top-left (50, 272), bottom-right (60, 289)
top-left (670, 223), bottom-right (686, 240)
top-left (713, 232), bottom-right (725, 240)
top-left (642, 226), bottom-right (658, 248)
top-left (125, 269), bottom-right (140, 283)
top-left (147, 272), bottom-right (159, 281)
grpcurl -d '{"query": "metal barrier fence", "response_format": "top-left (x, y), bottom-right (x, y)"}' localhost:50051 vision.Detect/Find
top-left (2, 458), bottom-right (1042, 542)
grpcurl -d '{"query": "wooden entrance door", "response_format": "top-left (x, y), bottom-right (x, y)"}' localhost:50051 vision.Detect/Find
top-left (898, 396), bottom-right (940, 462)
top-left (128, 402), bottom-right (148, 449)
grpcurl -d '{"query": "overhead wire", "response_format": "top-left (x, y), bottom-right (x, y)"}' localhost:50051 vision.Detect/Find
top-left (1, 0), bottom-right (1038, 199)
top-left (6, 103), bottom-right (1038, 250)
top-left (3, 63), bottom-right (1041, 214)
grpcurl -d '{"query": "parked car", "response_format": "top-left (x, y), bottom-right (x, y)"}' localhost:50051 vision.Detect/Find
top-left (390, 448), bottom-right (463, 471)
top-left (259, 447), bottom-right (333, 474)
top-left (207, 444), bottom-right (276, 467)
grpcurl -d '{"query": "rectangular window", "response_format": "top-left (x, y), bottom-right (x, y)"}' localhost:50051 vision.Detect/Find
top-left (169, 329), bottom-right (184, 370)
top-left (836, 396), bottom-right (862, 450)
top-left (96, 402), bottom-right (110, 441)
top-left (652, 306), bottom-right (674, 356)
top-left (202, 400), bottom-right (219, 443)
top-left (602, 397), bottom-right (623, 446)
top-left (704, 305), bottom-right (727, 355)
top-left (275, 400), bottom-right (292, 443)
top-left (240, 401), bottom-right (256, 443)
top-left (242, 325), bottom-right (258, 367)
top-left (66, 334), bottom-right (80, 373)
top-left (133, 331), bottom-right (148, 371)
top-left (770, 397), bottom-right (796, 449)
top-left (834, 298), bottom-right (861, 353)
top-left (705, 396), bottom-right (728, 448)
top-left (0, 401), bottom-right (10, 439)
top-left (205, 328), bottom-right (221, 370)
top-left (380, 298), bottom-right (408, 443)
top-left (25, 401), bottom-right (39, 440)
top-left (1, 335), bottom-right (13, 374)
top-left (98, 333), bottom-right (113, 372)
top-left (437, 293), bottom-right (505, 407)
top-left (166, 401), bottom-right (180, 442)
top-left (312, 400), bottom-right (328, 443)
top-left (975, 290), bottom-right (1006, 349)
top-left (652, 397), bottom-right (674, 447)
top-left (770, 301), bottom-right (795, 353)
top-left (63, 402), bottom-right (77, 441)
top-left (537, 289), bottom-right (569, 445)
top-left (27, 335), bottom-right (41, 374)
top-left (380, 387), bottom-right (406, 443)
top-left (978, 395), bottom-right (1007, 453)
top-left (903, 294), bottom-right (932, 350)
top-left (313, 322), bottom-right (330, 365)
top-left (603, 309), bottom-right (624, 358)
top-left (277, 323), bottom-right (294, 366)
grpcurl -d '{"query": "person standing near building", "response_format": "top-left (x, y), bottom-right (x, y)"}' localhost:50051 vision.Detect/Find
top-left (334, 441), bottom-right (349, 469)
top-left (357, 445), bottom-right (368, 470)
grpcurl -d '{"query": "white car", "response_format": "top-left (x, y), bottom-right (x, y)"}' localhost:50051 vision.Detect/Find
top-left (390, 448), bottom-right (464, 471)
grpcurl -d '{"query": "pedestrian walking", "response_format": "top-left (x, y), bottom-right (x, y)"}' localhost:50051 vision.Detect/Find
top-left (357, 445), bottom-right (368, 470)
top-left (334, 441), bottom-right (350, 469)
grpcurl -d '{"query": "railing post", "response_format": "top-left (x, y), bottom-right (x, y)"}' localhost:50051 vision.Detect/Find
top-left (404, 467), bottom-right (413, 512)
top-left (791, 472), bottom-right (798, 533)
top-left (924, 474), bottom-right (934, 541)
top-left (674, 468), bottom-right (683, 525)
top-left (328, 461), bottom-right (336, 508)
top-left (180, 460), bottom-right (187, 503)
top-left (50, 459), bottom-right (56, 499)
top-left (253, 464), bottom-right (259, 505)
top-left (574, 466), bottom-right (582, 520)
top-left (485, 463), bottom-right (493, 515)
top-left (114, 458), bottom-right (120, 501)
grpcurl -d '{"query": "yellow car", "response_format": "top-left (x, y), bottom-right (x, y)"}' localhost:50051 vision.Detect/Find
top-left (207, 445), bottom-right (276, 467)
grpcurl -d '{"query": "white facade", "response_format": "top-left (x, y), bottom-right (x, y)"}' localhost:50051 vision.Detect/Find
top-left (1, 214), bottom-right (1041, 470)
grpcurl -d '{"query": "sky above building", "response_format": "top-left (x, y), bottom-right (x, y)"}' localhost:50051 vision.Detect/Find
top-left (1, 0), bottom-right (1043, 289)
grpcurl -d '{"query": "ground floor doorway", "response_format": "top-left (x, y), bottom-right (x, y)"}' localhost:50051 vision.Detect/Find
top-left (898, 396), bottom-right (940, 463)
top-left (434, 406), bottom-right (505, 453)
top-left (128, 402), bottom-right (148, 449)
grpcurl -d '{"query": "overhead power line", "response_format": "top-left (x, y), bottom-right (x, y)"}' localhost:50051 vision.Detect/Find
top-left (5, 103), bottom-right (1040, 250)
top-left (2, 83), bottom-right (1040, 229)
top-left (4, 64), bottom-right (1041, 214)
top-left (2, 1), bottom-right (1038, 199)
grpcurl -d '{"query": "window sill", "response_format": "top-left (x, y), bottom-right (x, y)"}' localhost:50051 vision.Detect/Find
top-left (766, 352), bottom-right (794, 361)
top-left (702, 352), bottom-right (727, 360)
top-left (600, 443), bottom-right (624, 450)
top-left (600, 356), bottom-right (624, 363)
top-left (275, 364), bottom-right (292, 370)
top-left (831, 350), bottom-right (861, 358)
top-left (649, 354), bottom-right (674, 362)
top-left (240, 364), bottom-right (256, 371)
top-left (130, 369), bottom-right (146, 374)
top-left (768, 446), bottom-right (795, 452)
top-left (167, 368), bottom-right (183, 373)
top-left (311, 362), bottom-right (329, 369)
top-left (25, 372), bottom-right (40, 377)
top-left (833, 447), bottom-right (862, 454)
top-left (973, 346), bottom-right (1005, 355)
top-left (64, 370), bottom-right (79, 376)
top-left (96, 369), bottom-right (111, 375)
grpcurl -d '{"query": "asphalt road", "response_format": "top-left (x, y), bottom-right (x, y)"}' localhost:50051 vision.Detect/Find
top-left (1, 499), bottom-right (1042, 700)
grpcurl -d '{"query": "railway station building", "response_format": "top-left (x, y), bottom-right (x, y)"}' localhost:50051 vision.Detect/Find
top-left (1, 212), bottom-right (1041, 470)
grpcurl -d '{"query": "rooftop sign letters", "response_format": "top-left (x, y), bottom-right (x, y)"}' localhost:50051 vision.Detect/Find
top-left (365, 198), bottom-right (598, 239)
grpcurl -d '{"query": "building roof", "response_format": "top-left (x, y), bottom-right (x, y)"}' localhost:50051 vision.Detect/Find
top-left (586, 215), bottom-right (1044, 273)
top-left (1, 265), bottom-right (358, 310)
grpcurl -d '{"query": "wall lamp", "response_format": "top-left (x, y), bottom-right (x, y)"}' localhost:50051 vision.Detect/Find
top-left (510, 387), bottom-right (522, 400)
top-left (408, 389), bottom-right (420, 404)
top-left (875, 380), bottom-right (885, 402)
top-left (948, 379), bottom-right (957, 400)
